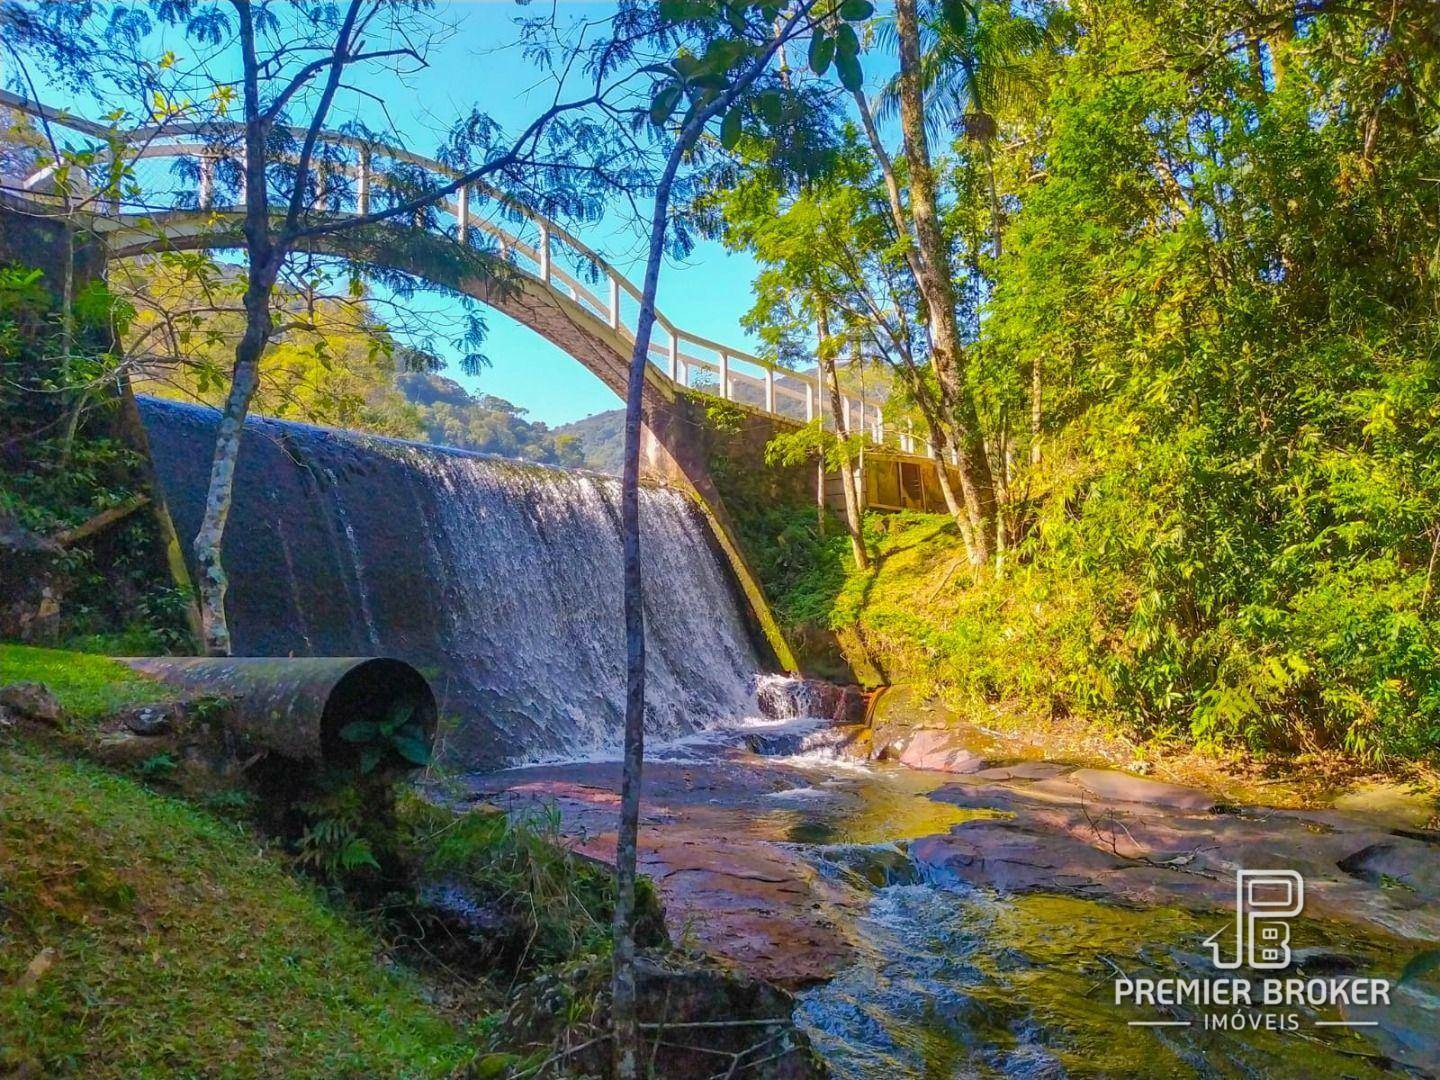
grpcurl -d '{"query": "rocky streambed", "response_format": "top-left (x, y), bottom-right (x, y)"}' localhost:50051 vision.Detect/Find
top-left (464, 691), bottom-right (1440, 1078)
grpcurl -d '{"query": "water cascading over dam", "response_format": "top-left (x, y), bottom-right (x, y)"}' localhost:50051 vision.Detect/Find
top-left (136, 396), bottom-right (763, 768)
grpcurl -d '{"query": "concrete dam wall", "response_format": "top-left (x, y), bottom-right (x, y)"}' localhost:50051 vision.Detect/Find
top-left (137, 396), bottom-right (765, 768)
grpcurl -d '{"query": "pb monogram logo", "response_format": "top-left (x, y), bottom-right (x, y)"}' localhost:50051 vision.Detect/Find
top-left (1204, 869), bottom-right (1305, 971)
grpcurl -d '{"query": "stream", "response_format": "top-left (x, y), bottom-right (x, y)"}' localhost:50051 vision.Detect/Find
top-left (472, 707), bottom-right (1440, 1080)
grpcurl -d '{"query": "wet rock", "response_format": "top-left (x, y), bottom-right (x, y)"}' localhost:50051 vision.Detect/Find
top-left (1337, 842), bottom-right (1440, 894)
top-left (896, 729), bottom-right (990, 774)
top-left (469, 759), bottom-right (860, 987)
top-left (0, 682), bottom-right (64, 727)
top-left (578, 828), bottom-right (858, 987)
top-left (931, 773), bottom-right (1440, 940)
top-left (912, 820), bottom-right (1128, 894)
top-left (757, 676), bottom-right (867, 724)
top-left (1288, 947), bottom-right (1362, 974)
top-left (932, 780), bottom-right (1081, 813)
top-left (745, 721), bottom-right (870, 758)
top-left (116, 702), bottom-right (177, 736)
top-left (1348, 974), bottom-right (1440, 1077)
top-left (867, 685), bottom-right (1044, 765)
top-left (965, 761), bottom-right (1072, 783)
top-left (1063, 768), bottom-right (1216, 811)
top-left (807, 842), bottom-right (921, 889)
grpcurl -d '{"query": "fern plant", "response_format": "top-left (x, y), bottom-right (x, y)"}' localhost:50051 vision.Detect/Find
top-left (295, 783), bottom-right (381, 880)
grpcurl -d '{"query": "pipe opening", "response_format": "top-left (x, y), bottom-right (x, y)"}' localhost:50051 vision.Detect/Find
top-left (321, 658), bottom-right (438, 769)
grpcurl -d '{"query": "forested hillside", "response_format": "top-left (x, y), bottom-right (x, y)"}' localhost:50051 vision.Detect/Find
top-left (120, 258), bottom-right (588, 468)
top-left (555, 408), bottom-right (625, 473)
top-left (395, 372), bottom-right (587, 466)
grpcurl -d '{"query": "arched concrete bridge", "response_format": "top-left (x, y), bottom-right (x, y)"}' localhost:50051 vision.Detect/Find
top-left (1, 90), bottom-right (912, 450)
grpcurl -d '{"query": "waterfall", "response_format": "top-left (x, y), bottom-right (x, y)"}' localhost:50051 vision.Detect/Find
top-left (137, 396), bottom-right (762, 768)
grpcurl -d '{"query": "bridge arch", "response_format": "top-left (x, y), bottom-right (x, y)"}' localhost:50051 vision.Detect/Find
top-left (0, 87), bottom-right (909, 451)
top-left (103, 209), bottom-right (673, 421)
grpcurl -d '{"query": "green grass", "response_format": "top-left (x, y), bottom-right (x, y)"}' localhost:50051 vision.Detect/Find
top-left (0, 643), bottom-right (175, 721)
top-left (0, 739), bottom-right (470, 1078)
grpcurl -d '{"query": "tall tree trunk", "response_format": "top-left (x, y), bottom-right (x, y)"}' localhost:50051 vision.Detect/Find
top-left (816, 459), bottom-right (827, 533)
top-left (1029, 356), bottom-right (1042, 465)
top-left (608, 15), bottom-right (808, 1052)
top-left (855, 87), bottom-right (988, 559)
top-left (194, 263), bottom-right (275, 655)
top-left (819, 305), bottom-right (868, 570)
top-left (929, 430), bottom-right (976, 559)
top-left (894, 0), bottom-right (997, 565)
top-left (192, 1), bottom-right (275, 655)
top-left (609, 156), bottom-right (681, 1077)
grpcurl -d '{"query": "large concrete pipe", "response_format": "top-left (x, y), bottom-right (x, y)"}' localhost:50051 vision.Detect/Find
top-left (118, 656), bottom-right (437, 768)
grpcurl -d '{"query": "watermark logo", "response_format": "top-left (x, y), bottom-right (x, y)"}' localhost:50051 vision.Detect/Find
top-left (1204, 869), bottom-right (1303, 970)
top-left (1112, 868), bottom-right (1391, 1034)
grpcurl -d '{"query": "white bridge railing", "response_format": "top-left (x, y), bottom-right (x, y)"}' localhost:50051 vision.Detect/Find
top-left (1, 90), bottom-right (938, 458)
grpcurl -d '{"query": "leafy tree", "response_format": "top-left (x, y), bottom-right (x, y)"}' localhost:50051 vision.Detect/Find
top-left (890, 0), bottom-right (1001, 562)
top-left (607, 1), bottom-right (871, 1069)
top-left (970, 0), bottom-right (1439, 758)
top-left (118, 254), bottom-right (427, 439)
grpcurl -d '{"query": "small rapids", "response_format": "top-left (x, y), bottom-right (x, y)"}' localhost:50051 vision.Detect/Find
top-left (733, 686), bottom-right (1411, 1079)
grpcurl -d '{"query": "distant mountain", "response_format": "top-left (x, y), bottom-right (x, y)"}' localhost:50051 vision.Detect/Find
top-left (554, 408), bottom-right (624, 475)
top-left (395, 371), bottom-right (586, 468)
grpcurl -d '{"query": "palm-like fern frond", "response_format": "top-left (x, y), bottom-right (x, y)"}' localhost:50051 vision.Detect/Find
top-left (870, 0), bottom-right (1049, 143)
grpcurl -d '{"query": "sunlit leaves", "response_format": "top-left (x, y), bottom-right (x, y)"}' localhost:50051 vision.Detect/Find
top-left (647, 0), bottom-right (874, 157)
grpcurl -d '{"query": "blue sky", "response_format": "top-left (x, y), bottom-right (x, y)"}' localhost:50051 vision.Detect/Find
top-left (390, 3), bottom-right (774, 426)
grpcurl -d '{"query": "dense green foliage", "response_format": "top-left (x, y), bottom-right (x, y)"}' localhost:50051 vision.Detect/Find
top-left (0, 261), bottom-right (192, 653)
top-left (969, 0), bottom-right (1440, 759)
top-left (729, 0), bottom-right (1440, 763)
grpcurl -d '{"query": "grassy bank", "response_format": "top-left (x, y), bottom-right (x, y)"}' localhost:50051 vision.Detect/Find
top-left (0, 738), bottom-right (470, 1078)
top-left (0, 644), bottom-right (175, 724)
top-left (0, 646), bottom-right (638, 1077)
